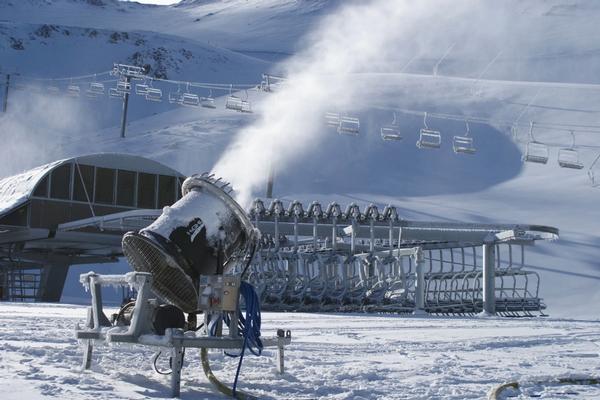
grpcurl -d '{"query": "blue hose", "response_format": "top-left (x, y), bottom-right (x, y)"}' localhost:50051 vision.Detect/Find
top-left (229, 281), bottom-right (263, 396)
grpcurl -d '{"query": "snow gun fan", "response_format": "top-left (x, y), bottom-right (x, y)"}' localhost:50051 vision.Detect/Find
top-left (121, 174), bottom-right (256, 314)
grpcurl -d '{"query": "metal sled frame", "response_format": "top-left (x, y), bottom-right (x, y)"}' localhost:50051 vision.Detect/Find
top-left (75, 272), bottom-right (291, 398)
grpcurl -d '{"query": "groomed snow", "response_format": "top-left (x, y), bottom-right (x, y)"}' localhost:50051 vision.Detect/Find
top-left (1, 302), bottom-right (599, 399)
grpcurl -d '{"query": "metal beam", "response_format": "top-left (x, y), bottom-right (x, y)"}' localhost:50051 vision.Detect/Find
top-left (482, 242), bottom-right (496, 315)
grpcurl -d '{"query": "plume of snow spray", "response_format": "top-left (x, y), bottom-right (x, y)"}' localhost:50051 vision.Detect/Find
top-left (0, 89), bottom-right (98, 177)
top-left (212, 0), bottom-right (470, 206)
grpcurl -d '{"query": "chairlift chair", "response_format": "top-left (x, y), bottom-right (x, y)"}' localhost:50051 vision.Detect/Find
top-left (380, 112), bottom-right (402, 141)
top-left (201, 97), bottom-right (216, 108)
top-left (109, 87), bottom-right (124, 99)
top-left (47, 86), bottom-right (60, 95)
top-left (240, 99), bottom-right (252, 113)
top-left (179, 83), bottom-right (200, 107)
top-left (225, 95), bottom-right (243, 111)
top-left (416, 112), bottom-right (441, 149)
top-left (145, 87), bottom-right (162, 102)
top-left (325, 112), bottom-right (340, 128)
top-left (116, 80), bottom-right (131, 94)
top-left (66, 84), bottom-right (81, 97)
top-left (557, 130), bottom-right (584, 169)
top-left (225, 85), bottom-right (242, 111)
top-left (135, 83), bottom-right (149, 96)
top-left (522, 122), bottom-right (549, 164)
top-left (337, 115), bottom-right (360, 136)
top-left (452, 120), bottom-right (476, 154)
top-left (181, 92), bottom-right (200, 107)
top-left (169, 85), bottom-right (183, 104)
top-left (86, 82), bottom-right (105, 98)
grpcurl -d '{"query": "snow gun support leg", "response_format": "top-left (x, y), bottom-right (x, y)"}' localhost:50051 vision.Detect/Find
top-left (74, 271), bottom-right (292, 398)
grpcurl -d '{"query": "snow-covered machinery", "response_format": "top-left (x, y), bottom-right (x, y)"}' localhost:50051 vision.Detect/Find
top-left (75, 174), bottom-right (291, 398)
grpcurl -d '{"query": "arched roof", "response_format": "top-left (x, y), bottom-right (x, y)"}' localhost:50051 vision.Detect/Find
top-left (0, 153), bottom-right (183, 217)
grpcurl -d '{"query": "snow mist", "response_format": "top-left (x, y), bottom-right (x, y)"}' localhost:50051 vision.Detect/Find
top-left (0, 90), bottom-right (98, 177)
top-left (211, 0), bottom-right (444, 206)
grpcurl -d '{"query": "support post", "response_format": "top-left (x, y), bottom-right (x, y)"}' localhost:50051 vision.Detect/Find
top-left (82, 339), bottom-right (94, 370)
top-left (277, 340), bottom-right (285, 374)
top-left (2, 74), bottom-right (9, 113)
top-left (170, 344), bottom-right (184, 398)
top-left (120, 76), bottom-right (131, 138)
top-left (482, 242), bottom-right (496, 315)
top-left (38, 263), bottom-right (70, 302)
top-left (413, 247), bottom-right (426, 315)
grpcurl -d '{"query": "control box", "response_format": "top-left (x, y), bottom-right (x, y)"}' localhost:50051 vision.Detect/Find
top-left (198, 275), bottom-right (240, 312)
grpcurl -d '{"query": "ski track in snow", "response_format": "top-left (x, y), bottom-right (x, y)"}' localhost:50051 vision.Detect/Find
top-left (1, 303), bottom-right (600, 399)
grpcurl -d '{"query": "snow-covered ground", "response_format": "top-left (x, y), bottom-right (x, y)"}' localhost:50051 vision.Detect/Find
top-left (1, 0), bottom-right (600, 398)
top-left (1, 302), bottom-right (600, 399)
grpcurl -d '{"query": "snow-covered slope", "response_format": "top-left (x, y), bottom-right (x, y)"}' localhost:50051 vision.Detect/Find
top-left (1, 1), bottom-right (600, 399)
top-left (0, 0), bottom-right (599, 320)
top-left (0, 0), bottom-right (340, 55)
top-left (0, 21), bottom-right (269, 80)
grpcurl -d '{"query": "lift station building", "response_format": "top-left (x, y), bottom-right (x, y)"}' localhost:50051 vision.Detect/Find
top-left (0, 153), bottom-right (185, 302)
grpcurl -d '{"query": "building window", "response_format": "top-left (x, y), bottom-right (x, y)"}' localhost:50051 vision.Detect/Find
top-left (95, 167), bottom-right (116, 205)
top-left (117, 170), bottom-right (136, 207)
top-left (0, 204), bottom-right (28, 226)
top-left (50, 164), bottom-right (72, 200)
top-left (73, 164), bottom-right (95, 202)
top-left (137, 173), bottom-right (156, 209)
top-left (158, 175), bottom-right (176, 208)
top-left (33, 175), bottom-right (49, 198)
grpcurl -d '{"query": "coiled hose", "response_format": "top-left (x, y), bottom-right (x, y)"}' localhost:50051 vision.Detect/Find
top-left (200, 281), bottom-right (263, 399)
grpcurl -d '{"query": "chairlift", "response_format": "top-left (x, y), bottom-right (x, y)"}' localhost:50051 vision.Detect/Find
top-left (225, 88), bottom-right (251, 112)
top-left (260, 74), bottom-right (271, 92)
top-left (240, 91), bottom-right (252, 113)
top-left (109, 87), bottom-right (124, 99)
top-left (142, 79), bottom-right (161, 102)
top-left (116, 80), bottom-right (131, 94)
top-left (200, 89), bottom-right (216, 108)
top-left (135, 82), bottom-right (149, 96)
top-left (225, 95), bottom-right (242, 111)
top-left (452, 119), bottom-right (476, 155)
top-left (47, 86), bottom-right (60, 95)
top-left (337, 115), bottom-right (360, 136)
top-left (416, 112), bottom-right (441, 149)
top-left (380, 112), bottom-right (402, 141)
top-left (169, 85), bottom-right (183, 104)
top-left (180, 83), bottom-right (200, 107)
top-left (66, 83), bottom-right (81, 97)
top-left (325, 112), bottom-right (340, 128)
top-left (240, 101), bottom-right (252, 113)
top-left (557, 130), bottom-right (584, 169)
top-left (145, 87), bottom-right (162, 102)
top-left (522, 121), bottom-right (549, 164)
top-left (86, 82), bottom-right (105, 98)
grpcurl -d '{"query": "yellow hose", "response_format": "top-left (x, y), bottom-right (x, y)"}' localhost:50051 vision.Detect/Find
top-left (200, 348), bottom-right (258, 400)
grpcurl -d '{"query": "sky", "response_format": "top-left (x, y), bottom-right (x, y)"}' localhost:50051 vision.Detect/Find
top-left (121, 0), bottom-right (179, 5)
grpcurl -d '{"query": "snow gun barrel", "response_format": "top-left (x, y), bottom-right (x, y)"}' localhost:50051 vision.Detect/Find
top-left (122, 173), bottom-right (256, 313)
